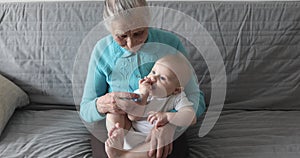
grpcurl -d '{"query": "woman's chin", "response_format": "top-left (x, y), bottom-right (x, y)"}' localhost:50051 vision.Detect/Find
top-left (126, 45), bottom-right (144, 53)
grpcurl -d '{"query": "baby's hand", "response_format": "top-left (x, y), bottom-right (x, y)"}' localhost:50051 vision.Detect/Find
top-left (139, 77), bottom-right (152, 94)
top-left (147, 111), bottom-right (169, 129)
top-left (139, 77), bottom-right (152, 85)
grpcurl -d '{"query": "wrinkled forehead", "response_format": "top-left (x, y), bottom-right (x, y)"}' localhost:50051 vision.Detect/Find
top-left (110, 19), bottom-right (147, 35)
top-left (105, 7), bottom-right (150, 33)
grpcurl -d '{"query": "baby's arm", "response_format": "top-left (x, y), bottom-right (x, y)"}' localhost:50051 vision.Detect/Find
top-left (126, 78), bottom-right (152, 121)
top-left (138, 77), bottom-right (152, 105)
top-left (148, 106), bottom-right (196, 128)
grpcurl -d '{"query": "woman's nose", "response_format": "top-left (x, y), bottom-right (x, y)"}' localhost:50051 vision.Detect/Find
top-left (126, 37), bottom-right (136, 49)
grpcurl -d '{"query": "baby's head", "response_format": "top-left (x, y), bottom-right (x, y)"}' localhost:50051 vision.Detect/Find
top-left (147, 53), bottom-right (192, 97)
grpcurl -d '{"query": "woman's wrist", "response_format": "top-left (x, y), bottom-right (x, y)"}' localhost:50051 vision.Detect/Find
top-left (95, 97), bottom-right (107, 117)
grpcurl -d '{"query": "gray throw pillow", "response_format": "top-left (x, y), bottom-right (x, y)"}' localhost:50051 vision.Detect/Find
top-left (0, 74), bottom-right (29, 136)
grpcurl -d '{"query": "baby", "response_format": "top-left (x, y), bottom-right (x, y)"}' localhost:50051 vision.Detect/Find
top-left (105, 53), bottom-right (197, 158)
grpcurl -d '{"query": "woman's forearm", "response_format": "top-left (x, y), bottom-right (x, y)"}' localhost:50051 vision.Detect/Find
top-left (80, 98), bottom-right (106, 122)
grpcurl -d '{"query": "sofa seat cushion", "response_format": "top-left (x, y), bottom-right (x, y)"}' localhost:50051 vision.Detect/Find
top-left (187, 110), bottom-right (300, 158)
top-left (0, 109), bottom-right (92, 157)
top-left (0, 74), bottom-right (29, 135)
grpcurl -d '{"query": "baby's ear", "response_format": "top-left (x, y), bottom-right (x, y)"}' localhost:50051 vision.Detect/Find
top-left (173, 87), bottom-right (184, 95)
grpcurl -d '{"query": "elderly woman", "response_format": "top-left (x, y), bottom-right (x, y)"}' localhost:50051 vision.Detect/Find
top-left (80, 0), bottom-right (206, 157)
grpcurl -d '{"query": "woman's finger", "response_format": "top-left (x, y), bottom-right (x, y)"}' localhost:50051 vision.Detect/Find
top-left (148, 134), bottom-right (157, 157)
top-left (162, 144), bottom-right (169, 158)
top-left (97, 93), bottom-right (115, 104)
top-left (156, 138), bottom-right (164, 158)
top-left (114, 92), bottom-right (140, 99)
top-left (168, 142), bottom-right (173, 155)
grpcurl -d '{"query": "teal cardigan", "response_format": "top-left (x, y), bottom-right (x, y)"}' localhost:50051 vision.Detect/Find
top-left (80, 28), bottom-right (206, 122)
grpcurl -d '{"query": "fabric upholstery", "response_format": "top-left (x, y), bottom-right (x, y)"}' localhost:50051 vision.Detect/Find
top-left (0, 74), bottom-right (29, 135)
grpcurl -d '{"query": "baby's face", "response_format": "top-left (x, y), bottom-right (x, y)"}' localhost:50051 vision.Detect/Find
top-left (146, 62), bottom-right (180, 97)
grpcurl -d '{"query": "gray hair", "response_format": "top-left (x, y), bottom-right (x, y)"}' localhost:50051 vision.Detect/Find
top-left (103, 0), bottom-right (148, 19)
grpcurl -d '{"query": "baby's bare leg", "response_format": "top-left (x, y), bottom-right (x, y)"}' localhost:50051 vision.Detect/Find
top-left (105, 113), bottom-right (131, 155)
top-left (106, 113), bottom-right (131, 132)
top-left (105, 124), bottom-right (125, 158)
top-left (105, 125), bottom-right (155, 158)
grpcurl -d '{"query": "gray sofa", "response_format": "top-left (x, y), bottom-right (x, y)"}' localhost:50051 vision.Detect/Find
top-left (0, 1), bottom-right (299, 158)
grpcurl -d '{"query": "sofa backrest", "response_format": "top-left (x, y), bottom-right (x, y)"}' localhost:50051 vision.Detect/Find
top-left (0, 2), bottom-right (103, 105)
top-left (0, 1), bottom-right (299, 109)
top-left (159, 1), bottom-right (300, 110)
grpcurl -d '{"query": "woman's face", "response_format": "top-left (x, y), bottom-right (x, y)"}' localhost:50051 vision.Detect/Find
top-left (110, 20), bottom-right (148, 52)
top-left (112, 27), bottom-right (148, 52)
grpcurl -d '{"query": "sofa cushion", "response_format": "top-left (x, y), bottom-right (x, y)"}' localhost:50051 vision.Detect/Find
top-left (187, 110), bottom-right (300, 157)
top-left (0, 109), bottom-right (91, 157)
top-left (0, 74), bottom-right (29, 135)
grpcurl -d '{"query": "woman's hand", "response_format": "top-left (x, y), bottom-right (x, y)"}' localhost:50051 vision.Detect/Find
top-left (96, 92), bottom-right (140, 115)
top-left (145, 123), bottom-right (176, 158)
top-left (114, 96), bottom-right (146, 117)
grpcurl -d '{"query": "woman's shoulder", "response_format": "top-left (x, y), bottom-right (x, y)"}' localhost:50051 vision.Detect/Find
top-left (90, 35), bottom-right (123, 69)
top-left (148, 28), bottom-right (187, 55)
top-left (92, 35), bottom-right (122, 57)
top-left (95, 35), bottom-right (114, 49)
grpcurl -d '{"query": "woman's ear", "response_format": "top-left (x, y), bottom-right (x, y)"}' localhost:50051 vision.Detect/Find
top-left (173, 87), bottom-right (184, 95)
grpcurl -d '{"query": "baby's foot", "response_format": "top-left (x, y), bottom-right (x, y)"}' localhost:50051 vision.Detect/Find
top-left (105, 125), bottom-right (125, 158)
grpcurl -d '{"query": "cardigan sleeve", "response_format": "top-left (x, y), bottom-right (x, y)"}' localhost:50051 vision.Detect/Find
top-left (80, 42), bottom-right (108, 122)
